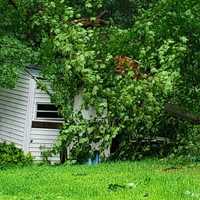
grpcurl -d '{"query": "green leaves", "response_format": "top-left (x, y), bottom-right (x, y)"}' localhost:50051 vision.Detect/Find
top-left (0, 36), bottom-right (34, 88)
top-left (0, 142), bottom-right (33, 166)
top-left (2, 0), bottom-right (200, 162)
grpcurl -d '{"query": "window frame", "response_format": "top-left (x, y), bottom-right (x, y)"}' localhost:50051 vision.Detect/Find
top-left (34, 102), bottom-right (63, 122)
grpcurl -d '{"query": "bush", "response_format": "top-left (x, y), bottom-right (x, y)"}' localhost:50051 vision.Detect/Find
top-left (0, 142), bottom-right (33, 167)
top-left (169, 125), bottom-right (200, 163)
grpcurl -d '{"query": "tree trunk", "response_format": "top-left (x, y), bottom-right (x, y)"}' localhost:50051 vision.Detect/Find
top-left (165, 103), bottom-right (200, 124)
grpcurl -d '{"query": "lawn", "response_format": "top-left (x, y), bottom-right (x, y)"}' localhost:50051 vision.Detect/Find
top-left (0, 160), bottom-right (200, 200)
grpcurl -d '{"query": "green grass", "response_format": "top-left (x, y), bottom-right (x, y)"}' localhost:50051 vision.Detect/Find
top-left (0, 160), bottom-right (200, 200)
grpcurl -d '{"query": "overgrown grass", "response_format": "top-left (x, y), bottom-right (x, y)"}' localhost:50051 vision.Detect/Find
top-left (0, 160), bottom-right (200, 200)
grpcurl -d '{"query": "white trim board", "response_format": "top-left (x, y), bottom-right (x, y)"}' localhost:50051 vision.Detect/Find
top-left (23, 78), bottom-right (36, 152)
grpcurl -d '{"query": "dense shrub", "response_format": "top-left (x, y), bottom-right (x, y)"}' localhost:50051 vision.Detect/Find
top-left (0, 142), bottom-right (33, 167)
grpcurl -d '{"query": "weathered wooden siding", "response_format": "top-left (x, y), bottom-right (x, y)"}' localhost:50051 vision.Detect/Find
top-left (0, 73), bottom-right (30, 148)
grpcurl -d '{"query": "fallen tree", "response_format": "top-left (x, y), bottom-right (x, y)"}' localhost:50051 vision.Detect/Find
top-left (165, 103), bottom-right (200, 125)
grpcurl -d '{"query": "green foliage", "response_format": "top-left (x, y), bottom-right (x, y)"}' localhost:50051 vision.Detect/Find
top-left (0, 0), bottom-right (38, 88)
top-left (168, 125), bottom-right (200, 162)
top-left (0, 36), bottom-right (34, 88)
top-left (127, 0), bottom-right (200, 159)
top-left (45, 0), bottom-right (189, 161)
top-left (19, 0), bottom-right (200, 161)
top-left (1, 0), bottom-right (200, 162)
top-left (0, 142), bottom-right (33, 167)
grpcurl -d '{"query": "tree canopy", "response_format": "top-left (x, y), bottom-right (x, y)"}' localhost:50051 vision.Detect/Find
top-left (1, 0), bottom-right (200, 161)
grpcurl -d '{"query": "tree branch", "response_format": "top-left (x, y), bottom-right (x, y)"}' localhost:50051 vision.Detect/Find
top-left (71, 10), bottom-right (109, 28)
top-left (165, 103), bottom-right (200, 124)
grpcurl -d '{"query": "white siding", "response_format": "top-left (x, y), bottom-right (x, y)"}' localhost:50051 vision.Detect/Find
top-left (32, 87), bottom-right (51, 120)
top-left (0, 75), bottom-right (107, 162)
top-left (74, 93), bottom-right (97, 120)
top-left (29, 128), bottom-right (60, 162)
top-left (0, 73), bottom-right (30, 148)
top-left (30, 87), bottom-right (60, 162)
top-left (0, 73), bottom-right (60, 162)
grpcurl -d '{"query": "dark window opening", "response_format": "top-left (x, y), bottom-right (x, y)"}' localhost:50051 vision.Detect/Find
top-left (36, 111), bottom-right (60, 118)
top-left (37, 104), bottom-right (58, 111)
top-left (36, 103), bottom-right (62, 120)
top-left (32, 121), bottom-right (62, 129)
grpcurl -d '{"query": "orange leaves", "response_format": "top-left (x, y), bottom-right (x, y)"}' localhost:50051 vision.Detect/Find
top-left (114, 56), bottom-right (142, 80)
top-left (72, 18), bottom-right (107, 28)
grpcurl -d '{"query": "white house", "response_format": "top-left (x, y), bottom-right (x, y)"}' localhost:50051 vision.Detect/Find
top-left (0, 66), bottom-right (65, 162)
top-left (0, 66), bottom-right (107, 162)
